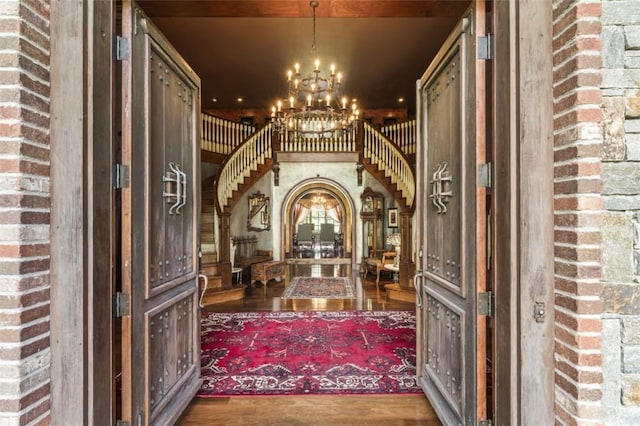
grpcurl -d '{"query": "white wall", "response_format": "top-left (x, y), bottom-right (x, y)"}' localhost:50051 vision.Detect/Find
top-left (225, 162), bottom-right (395, 261)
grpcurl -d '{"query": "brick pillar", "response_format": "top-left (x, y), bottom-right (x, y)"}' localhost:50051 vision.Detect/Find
top-left (552, 0), bottom-right (605, 423)
top-left (0, 0), bottom-right (52, 424)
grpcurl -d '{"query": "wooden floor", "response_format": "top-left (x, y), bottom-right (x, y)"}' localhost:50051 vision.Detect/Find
top-left (177, 263), bottom-right (441, 425)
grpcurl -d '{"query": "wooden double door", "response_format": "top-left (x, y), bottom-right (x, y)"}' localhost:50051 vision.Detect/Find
top-left (118, 1), bottom-right (202, 424)
top-left (414, 3), bottom-right (491, 425)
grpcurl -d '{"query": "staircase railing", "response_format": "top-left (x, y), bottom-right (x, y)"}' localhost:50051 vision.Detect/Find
top-left (363, 121), bottom-right (415, 209)
top-left (201, 112), bottom-right (255, 154)
top-left (216, 123), bottom-right (273, 212)
top-left (380, 119), bottom-right (416, 155)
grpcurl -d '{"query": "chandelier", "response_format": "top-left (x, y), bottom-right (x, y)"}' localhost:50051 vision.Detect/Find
top-left (271, 1), bottom-right (359, 138)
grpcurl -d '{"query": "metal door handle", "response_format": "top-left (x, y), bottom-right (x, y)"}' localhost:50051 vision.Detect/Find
top-left (172, 163), bottom-right (182, 215)
top-left (163, 162), bottom-right (180, 214)
top-left (175, 166), bottom-right (187, 214)
top-left (198, 273), bottom-right (208, 308)
top-left (413, 270), bottom-right (424, 307)
top-left (163, 162), bottom-right (186, 215)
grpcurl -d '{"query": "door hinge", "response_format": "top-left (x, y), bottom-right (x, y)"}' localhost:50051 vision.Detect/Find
top-left (479, 420), bottom-right (493, 426)
top-left (477, 34), bottom-right (493, 60)
top-left (112, 292), bottom-right (130, 318)
top-left (113, 164), bottom-right (130, 189)
top-left (478, 162), bottom-right (493, 188)
top-left (478, 291), bottom-right (494, 317)
top-left (114, 36), bottom-right (130, 61)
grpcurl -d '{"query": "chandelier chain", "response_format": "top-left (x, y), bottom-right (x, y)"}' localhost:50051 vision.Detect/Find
top-left (311, 0), bottom-right (318, 50)
top-left (270, 0), bottom-right (360, 139)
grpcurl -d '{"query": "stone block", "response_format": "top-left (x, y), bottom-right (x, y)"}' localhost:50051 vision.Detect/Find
top-left (602, 318), bottom-right (622, 422)
top-left (626, 25), bottom-right (640, 49)
top-left (602, 163), bottom-right (640, 195)
top-left (603, 69), bottom-right (640, 89)
top-left (603, 88), bottom-right (626, 97)
top-left (623, 346), bottom-right (640, 373)
top-left (623, 318), bottom-right (640, 344)
top-left (626, 50), bottom-right (640, 68)
top-left (628, 89), bottom-right (640, 118)
top-left (603, 97), bottom-right (627, 160)
top-left (603, 1), bottom-right (640, 26)
top-left (627, 119), bottom-right (640, 133)
top-left (603, 25), bottom-right (625, 68)
top-left (602, 211), bottom-right (634, 282)
top-left (635, 212), bottom-right (640, 282)
top-left (628, 134), bottom-right (640, 161)
top-left (604, 195), bottom-right (640, 211)
top-left (603, 284), bottom-right (640, 314)
top-left (622, 375), bottom-right (640, 406)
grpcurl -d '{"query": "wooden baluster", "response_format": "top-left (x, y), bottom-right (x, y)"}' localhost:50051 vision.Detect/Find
top-left (202, 114), bottom-right (207, 151)
top-left (214, 117), bottom-right (220, 154)
top-left (215, 116), bottom-right (219, 153)
top-left (204, 114), bottom-right (210, 152)
top-left (201, 113), bottom-right (206, 151)
top-left (215, 117), bottom-right (220, 154)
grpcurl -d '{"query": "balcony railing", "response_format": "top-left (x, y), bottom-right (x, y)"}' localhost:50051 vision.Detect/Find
top-left (278, 117), bottom-right (357, 153)
top-left (201, 112), bottom-right (255, 155)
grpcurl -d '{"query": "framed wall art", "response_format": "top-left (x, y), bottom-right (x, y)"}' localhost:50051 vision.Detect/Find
top-left (388, 208), bottom-right (398, 228)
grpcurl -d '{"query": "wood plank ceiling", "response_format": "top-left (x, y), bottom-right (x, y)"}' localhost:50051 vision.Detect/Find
top-left (139, 1), bottom-right (469, 18)
top-left (139, 0), bottom-right (470, 112)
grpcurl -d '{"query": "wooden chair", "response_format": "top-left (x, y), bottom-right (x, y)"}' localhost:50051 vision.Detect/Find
top-left (296, 223), bottom-right (315, 254)
top-left (230, 239), bottom-right (243, 285)
top-left (375, 251), bottom-right (397, 288)
top-left (318, 223), bottom-right (335, 256)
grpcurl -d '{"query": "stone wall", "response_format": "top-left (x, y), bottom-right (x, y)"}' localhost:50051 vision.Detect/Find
top-left (600, 0), bottom-right (640, 422)
top-left (0, 0), bottom-right (52, 424)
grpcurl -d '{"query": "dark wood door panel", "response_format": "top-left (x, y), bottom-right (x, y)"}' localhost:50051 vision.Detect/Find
top-left (416, 4), bottom-right (488, 425)
top-left (120, 2), bottom-right (201, 424)
top-left (425, 45), bottom-right (463, 296)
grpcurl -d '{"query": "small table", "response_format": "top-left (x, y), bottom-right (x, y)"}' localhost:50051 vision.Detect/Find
top-left (384, 264), bottom-right (400, 283)
top-left (251, 260), bottom-right (286, 295)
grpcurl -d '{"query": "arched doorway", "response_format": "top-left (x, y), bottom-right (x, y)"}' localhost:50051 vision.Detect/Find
top-left (280, 178), bottom-right (356, 265)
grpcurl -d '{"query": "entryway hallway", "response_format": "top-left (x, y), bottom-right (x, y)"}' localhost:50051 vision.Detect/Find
top-left (177, 264), bottom-right (441, 425)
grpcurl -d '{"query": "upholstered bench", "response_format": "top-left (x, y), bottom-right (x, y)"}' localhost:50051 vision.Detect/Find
top-left (250, 260), bottom-right (286, 295)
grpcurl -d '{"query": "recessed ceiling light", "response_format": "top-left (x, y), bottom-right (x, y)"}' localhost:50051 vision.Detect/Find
top-left (398, 97), bottom-right (404, 103)
top-left (237, 97), bottom-right (243, 103)
top-left (212, 98), bottom-right (217, 103)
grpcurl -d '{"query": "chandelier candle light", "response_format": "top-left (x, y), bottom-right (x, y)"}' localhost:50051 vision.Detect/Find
top-left (271, 1), bottom-right (359, 139)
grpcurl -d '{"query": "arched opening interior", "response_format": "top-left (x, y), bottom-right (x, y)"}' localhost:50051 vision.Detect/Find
top-left (281, 178), bottom-right (355, 263)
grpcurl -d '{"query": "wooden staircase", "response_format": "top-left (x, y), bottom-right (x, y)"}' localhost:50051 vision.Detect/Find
top-left (199, 177), bottom-right (245, 306)
top-left (208, 117), bottom-right (416, 288)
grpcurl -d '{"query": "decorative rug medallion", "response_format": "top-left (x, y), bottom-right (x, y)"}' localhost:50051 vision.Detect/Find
top-left (197, 310), bottom-right (421, 396)
top-left (280, 276), bottom-right (355, 299)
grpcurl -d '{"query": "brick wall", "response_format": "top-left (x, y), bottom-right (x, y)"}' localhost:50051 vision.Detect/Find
top-left (599, 0), bottom-right (640, 422)
top-left (552, 0), bottom-right (605, 424)
top-left (0, 0), bottom-right (51, 424)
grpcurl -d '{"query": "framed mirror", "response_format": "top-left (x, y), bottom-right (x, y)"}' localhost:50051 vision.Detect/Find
top-left (247, 191), bottom-right (270, 232)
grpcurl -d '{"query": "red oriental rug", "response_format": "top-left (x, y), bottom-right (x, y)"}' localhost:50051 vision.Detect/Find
top-left (197, 310), bottom-right (421, 396)
top-left (280, 276), bottom-right (355, 299)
